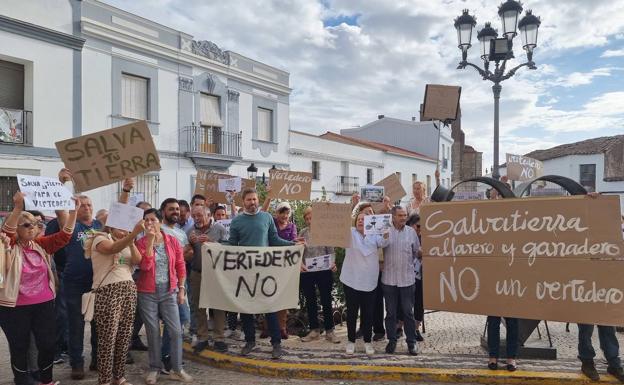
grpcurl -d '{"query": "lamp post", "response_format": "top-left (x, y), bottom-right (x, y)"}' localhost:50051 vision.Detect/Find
top-left (454, 1), bottom-right (541, 180)
top-left (247, 163), bottom-right (258, 180)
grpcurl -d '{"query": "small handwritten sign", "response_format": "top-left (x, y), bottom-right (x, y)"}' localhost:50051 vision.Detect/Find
top-left (218, 177), bottom-right (242, 193)
top-left (17, 174), bottom-right (75, 210)
top-left (421, 195), bottom-right (624, 326)
top-left (309, 202), bottom-right (352, 248)
top-left (105, 202), bottom-right (144, 232)
top-left (364, 214), bottom-right (392, 235)
top-left (268, 170), bottom-right (312, 201)
top-left (55, 121), bottom-right (161, 192)
top-left (200, 244), bottom-right (305, 313)
top-left (375, 173), bottom-right (406, 203)
top-left (506, 153), bottom-right (544, 181)
top-left (452, 191), bottom-right (486, 201)
top-left (305, 254), bottom-right (334, 272)
top-left (195, 171), bottom-right (255, 205)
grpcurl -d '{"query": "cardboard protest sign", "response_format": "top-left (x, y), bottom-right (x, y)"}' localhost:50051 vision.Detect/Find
top-left (422, 84), bottom-right (461, 122)
top-left (421, 195), bottom-right (624, 326)
top-left (268, 170), bottom-right (312, 201)
top-left (364, 214), bottom-right (392, 235)
top-left (305, 254), bottom-right (334, 272)
top-left (375, 173), bottom-right (406, 203)
top-left (506, 153), bottom-right (544, 181)
top-left (0, 240), bottom-right (5, 289)
top-left (218, 177), bottom-right (242, 193)
top-left (55, 121), bottom-right (160, 192)
top-left (309, 202), bottom-right (352, 248)
top-left (105, 202), bottom-right (144, 232)
top-left (195, 171), bottom-right (255, 206)
top-left (199, 244), bottom-right (305, 313)
top-left (361, 185), bottom-right (384, 202)
top-left (17, 174), bottom-right (75, 210)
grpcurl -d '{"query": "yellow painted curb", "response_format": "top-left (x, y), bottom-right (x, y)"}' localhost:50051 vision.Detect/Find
top-left (183, 345), bottom-right (619, 384)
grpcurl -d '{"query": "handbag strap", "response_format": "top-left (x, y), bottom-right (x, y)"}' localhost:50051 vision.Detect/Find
top-left (94, 264), bottom-right (116, 291)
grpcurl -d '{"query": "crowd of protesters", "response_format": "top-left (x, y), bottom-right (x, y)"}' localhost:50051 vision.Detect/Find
top-left (0, 167), bottom-right (623, 385)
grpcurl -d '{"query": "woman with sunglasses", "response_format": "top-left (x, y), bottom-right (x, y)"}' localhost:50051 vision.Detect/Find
top-left (0, 192), bottom-right (79, 385)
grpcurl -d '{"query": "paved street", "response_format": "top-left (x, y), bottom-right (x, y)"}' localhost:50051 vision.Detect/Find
top-left (2, 311), bottom-right (623, 384)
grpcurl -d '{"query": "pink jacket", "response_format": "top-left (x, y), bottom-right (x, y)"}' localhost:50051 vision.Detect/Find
top-left (135, 231), bottom-right (186, 293)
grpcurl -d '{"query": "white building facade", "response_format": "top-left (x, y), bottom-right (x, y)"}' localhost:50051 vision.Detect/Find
top-left (0, 0), bottom-right (292, 211)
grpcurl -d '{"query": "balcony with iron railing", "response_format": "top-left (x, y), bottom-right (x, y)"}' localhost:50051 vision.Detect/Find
top-left (336, 176), bottom-right (359, 195)
top-left (0, 108), bottom-right (32, 145)
top-left (180, 125), bottom-right (242, 159)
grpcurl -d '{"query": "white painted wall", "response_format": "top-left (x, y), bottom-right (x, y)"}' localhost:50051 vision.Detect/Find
top-left (0, 29), bottom-right (74, 147)
top-left (82, 48), bottom-right (112, 133)
top-left (0, 0), bottom-right (73, 35)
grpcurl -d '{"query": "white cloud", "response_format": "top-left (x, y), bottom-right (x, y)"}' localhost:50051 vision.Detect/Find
top-left (101, 0), bottom-right (624, 168)
top-left (601, 48), bottom-right (624, 57)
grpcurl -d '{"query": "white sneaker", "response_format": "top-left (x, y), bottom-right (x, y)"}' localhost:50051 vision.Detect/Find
top-left (170, 369), bottom-right (193, 383)
top-left (346, 342), bottom-right (355, 354)
top-left (190, 334), bottom-right (198, 347)
top-left (233, 330), bottom-right (244, 341)
top-left (223, 329), bottom-right (233, 338)
top-left (365, 342), bottom-right (375, 356)
top-left (145, 370), bottom-right (159, 385)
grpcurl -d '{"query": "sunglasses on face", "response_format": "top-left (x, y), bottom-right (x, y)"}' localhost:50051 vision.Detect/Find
top-left (19, 222), bottom-right (36, 229)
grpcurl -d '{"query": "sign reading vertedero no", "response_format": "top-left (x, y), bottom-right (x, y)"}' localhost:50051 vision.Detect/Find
top-left (506, 153), bottom-right (543, 181)
top-left (421, 195), bottom-right (624, 326)
top-left (268, 169), bottom-right (312, 201)
top-left (199, 244), bottom-right (304, 314)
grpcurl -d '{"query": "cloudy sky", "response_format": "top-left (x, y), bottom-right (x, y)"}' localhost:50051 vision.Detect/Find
top-left (105, 0), bottom-right (624, 170)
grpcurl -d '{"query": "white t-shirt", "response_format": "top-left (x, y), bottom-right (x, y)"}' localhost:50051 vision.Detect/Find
top-left (340, 228), bottom-right (389, 292)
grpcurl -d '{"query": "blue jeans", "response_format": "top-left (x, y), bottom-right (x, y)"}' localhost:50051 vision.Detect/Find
top-left (162, 298), bottom-right (190, 359)
top-left (55, 272), bottom-right (68, 356)
top-left (487, 316), bottom-right (519, 359)
top-left (383, 284), bottom-right (417, 344)
top-left (578, 324), bottom-right (621, 368)
top-left (64, 280), bottom-right (97, 368)
top-left (242, 313), bottom-right (281, 345)
top-left (139, 284), bottom-right (183, 372)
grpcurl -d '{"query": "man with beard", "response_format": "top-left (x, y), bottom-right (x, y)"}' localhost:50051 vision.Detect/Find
top-left (228, 188), bottom-right (303, 359)
top-left (158, 198), bottom-right (193, 373)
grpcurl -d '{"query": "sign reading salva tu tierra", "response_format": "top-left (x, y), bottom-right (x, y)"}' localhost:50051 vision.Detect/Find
top-left (55, 121), bottom-right (161, 192)
top-left (421, 195), bottom-right (624, 326)
top-left (269, 170), bottom-right (312, 201)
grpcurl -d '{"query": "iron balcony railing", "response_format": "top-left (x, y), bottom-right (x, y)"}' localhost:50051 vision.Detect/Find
top-left (0, 108), bottom-right (32, 145)
top-left (180, 125), bottom-right (242, 158)
top-left (337, 176), bottom-right (359, 195)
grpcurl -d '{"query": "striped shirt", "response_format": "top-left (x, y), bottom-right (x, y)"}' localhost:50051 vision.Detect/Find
top-left (381, 224), bottom-right (420, 287)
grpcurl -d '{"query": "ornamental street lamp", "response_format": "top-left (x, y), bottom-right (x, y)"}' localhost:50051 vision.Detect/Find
top-left (454, 1), bottom-right (541, 180)
top-left (247, 163), bottom-right (258, 180)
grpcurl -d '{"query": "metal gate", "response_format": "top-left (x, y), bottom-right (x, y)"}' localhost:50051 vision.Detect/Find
top-left (116, 174), bottom-right (159, 208)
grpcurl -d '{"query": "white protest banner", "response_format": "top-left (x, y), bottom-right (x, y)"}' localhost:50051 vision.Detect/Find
top-left (364, 214), bottom-right (392, 235)
top-left (305, 254), bottom-right (334, 272)
top-left (17, 174), bottom-right (75, 211)
top-left (506, 153), bottom-right (544, 181)
top-left (105, 202), bottom-right (144, 232)
top-left (200, 243), bottom-right (304, 313)
top-left (452, 191), bottom-right (485, 201)
top-left (361, 185), bottom-right (384, 202)
top-left (218, 177), bottom-right (242, 193)
top-left (216, 219), bottom-right (232, 241)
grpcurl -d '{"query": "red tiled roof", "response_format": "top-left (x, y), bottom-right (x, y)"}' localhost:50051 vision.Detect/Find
top-left (319, 132), bottom-right (436, 161)
top-left (525, 135), bottom-right (624, 161)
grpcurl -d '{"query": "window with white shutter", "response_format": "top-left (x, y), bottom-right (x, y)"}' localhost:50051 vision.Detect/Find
top-left (257, 107), bottom-right (272, 142)
top-left (200, 94), bottom-right (222, 127)
top-left (121, 74), bottom-right (148, 120)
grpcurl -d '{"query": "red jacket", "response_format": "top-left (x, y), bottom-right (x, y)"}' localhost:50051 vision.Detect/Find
top-left (135, 231), bottom-right (186, 293)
